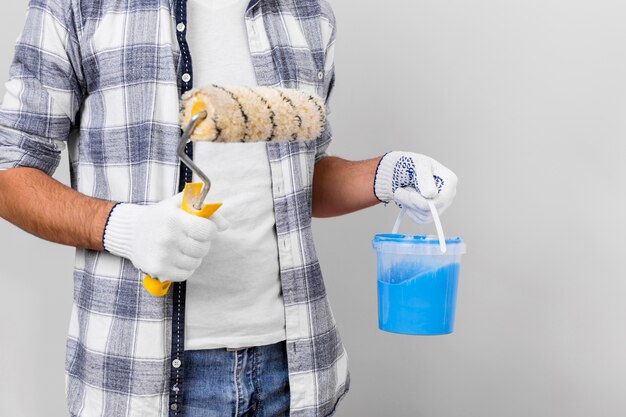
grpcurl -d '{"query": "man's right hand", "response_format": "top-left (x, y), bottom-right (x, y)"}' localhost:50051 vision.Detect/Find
top-left (103, 193), bottom-right (229, 282)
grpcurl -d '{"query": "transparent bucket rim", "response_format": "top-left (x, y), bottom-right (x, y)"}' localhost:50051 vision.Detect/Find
top-left (372, 234), bottom-right (467, 255)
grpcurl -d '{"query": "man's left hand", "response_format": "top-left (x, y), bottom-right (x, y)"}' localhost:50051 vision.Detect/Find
top-left (373, 151), bottom-right (458, 224)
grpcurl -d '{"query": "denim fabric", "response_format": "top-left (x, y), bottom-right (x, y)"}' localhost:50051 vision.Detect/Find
top-left (183, 341), bottom-right (290, 417)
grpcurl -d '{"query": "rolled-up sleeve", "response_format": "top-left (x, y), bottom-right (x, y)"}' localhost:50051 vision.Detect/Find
top-left (315, 0), bottom-right (337, 163)
top-left (0, 0), bottom-right (83, 175)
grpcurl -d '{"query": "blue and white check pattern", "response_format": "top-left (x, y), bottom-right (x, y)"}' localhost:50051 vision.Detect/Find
top-left (0, 0), bottom-right (348, 416)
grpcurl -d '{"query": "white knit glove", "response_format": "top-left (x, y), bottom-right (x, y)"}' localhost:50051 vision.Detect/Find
top-left (102, 193), bottom-right (228, 281)
top-left (374, 151), bottom-right (458, 224)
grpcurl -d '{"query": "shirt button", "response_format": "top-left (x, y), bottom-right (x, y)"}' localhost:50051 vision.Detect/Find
top-left (176, 22), bottom-right (186, 32)
top-left (170, 404), bottom-right (179, 411)
top-left (172, 359), bottom-right (182, 368)
top-left (317, 71), bottom-right (324, 80)
top-left (182, 73), bottom-right (191, 83)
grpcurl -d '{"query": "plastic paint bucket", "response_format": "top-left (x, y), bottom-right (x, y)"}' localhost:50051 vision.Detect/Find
top-left (372, 210), bottom-right (466, 335)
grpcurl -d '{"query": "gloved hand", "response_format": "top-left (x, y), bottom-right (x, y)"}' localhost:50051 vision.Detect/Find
top-left (102, 192), bottom-right (229, 281)
top-left (374, 151), bottom-right (458, 224)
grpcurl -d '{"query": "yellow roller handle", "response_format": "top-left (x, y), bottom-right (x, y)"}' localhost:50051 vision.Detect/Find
top-left (142, 182), bottom-right (222, 297)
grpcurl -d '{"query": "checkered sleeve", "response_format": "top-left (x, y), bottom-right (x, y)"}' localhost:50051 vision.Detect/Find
top-left (315, 0), bottom-right (337, 163)
top-left (0, 0), bottom-right (84, 175)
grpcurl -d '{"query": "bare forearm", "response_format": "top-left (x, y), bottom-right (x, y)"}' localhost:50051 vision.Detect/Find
top-left (0, 167), bottom-right (115, 250)
top-left (312, 156), bottom-right (382, 217)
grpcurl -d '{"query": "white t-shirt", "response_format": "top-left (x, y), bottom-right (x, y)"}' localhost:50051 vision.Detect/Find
top-left (186, 0), bottom-right (257, 88)
top-left (184, 0), bottom-right (286, 350)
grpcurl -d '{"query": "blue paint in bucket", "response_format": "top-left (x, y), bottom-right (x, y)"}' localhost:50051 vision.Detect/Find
top-left (372, 234), bottom-right (466, 335)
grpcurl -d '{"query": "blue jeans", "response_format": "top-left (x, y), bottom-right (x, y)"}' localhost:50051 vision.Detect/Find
top-left (182, 341), bottom-right (290, 417)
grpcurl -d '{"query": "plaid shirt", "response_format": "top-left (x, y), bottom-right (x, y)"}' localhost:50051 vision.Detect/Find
top-left (0, 0), bottom-right (348, 416)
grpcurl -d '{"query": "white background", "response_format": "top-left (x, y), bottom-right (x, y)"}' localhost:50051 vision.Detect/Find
top-left (1, 1), bottom-right (626, 416)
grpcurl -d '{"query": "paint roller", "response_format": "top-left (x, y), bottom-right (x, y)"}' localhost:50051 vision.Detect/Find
top-left (142, 85), bottom-right (327, 296)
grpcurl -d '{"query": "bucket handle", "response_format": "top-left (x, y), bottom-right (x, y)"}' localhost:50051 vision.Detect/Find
top-left (391, 201), bottom-right (447, 253)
